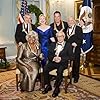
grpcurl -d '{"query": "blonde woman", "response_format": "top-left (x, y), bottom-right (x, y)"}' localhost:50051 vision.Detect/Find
top-left (16, 31), bottom-right (42, 92)
top-left (36, 14), bottom-right (54, 67)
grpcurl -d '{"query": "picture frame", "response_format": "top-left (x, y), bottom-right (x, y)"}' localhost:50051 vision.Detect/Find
top-left (74, 0), bottom-right (83, 20)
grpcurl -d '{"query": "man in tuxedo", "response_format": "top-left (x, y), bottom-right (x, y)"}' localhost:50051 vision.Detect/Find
top-left (15, 13), bottom-right (36, 45)
top-left (42, 31), bottom-right (74, 97)
top-left (66, 17), bottom-right (83, 83)
top-left (50, 11), bottom-right (68, 41)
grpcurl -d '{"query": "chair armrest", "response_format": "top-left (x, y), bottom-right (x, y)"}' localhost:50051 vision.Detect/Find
top-left (39, 67), bottom-right (43, 73)
top-left (16, 68), bottom-right (20, 74)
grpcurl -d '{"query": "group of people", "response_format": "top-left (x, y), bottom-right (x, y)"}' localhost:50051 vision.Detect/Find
top-left (15, 11), bottom-right (83, 97)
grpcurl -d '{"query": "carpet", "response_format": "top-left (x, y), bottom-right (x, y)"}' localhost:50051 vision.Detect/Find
top-left (0, 70), bottom-right (100, 100)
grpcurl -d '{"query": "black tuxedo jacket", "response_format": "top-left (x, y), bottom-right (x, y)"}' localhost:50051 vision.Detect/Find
top-left (66, 25), bottom-right (83, 53)
top-left (47, 42), bottom-right (73, 66)
top-left (15, 23), bottom-right (36, 44)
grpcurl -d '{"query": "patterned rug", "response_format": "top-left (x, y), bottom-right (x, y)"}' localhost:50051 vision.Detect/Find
top-left (0, 70), bottom-right (100, 100)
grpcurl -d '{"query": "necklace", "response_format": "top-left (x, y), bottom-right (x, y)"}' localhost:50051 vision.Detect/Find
top-left (54, 21), bottom-right (64, 33)
top-left (28, 43), bottom-right (38, 56)
top-left (22, 23), bottom-right (32, 34)
top-left (67, 25), bottom-right (76, 38)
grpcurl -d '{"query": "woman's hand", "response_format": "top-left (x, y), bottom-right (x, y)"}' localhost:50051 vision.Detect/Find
top-left (26, 65), bottom-right (33, 72)
top-left (39, 53), bottom-right (44, 60)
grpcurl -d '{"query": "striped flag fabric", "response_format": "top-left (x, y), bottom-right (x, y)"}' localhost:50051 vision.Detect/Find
top-left (79, 0), bottom-right (93, 54)
top-left (18, 0), bottom-right (29, 24)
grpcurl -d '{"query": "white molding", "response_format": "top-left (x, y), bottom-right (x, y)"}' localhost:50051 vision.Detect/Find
top-left (40, 0), bottom-right (46, 15)
top-left (0, 41), bottom-right (15, 46)
top-left (34, 0), bottom-right (39, 1)
top-left (6, 55), bottom-right (17, 60)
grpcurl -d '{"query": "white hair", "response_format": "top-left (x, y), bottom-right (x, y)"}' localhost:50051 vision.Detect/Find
top-left (26, 31), bottom-right (38, 41)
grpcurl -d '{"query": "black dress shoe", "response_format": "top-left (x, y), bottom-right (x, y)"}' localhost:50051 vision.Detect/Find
top-left (20, 89), bottom-right (25, 92)
top-left (42, 85), bottom-right (52, 94)
top-left (52, 87), bottom-right (60, 97)
top-left (74, 79), bottom-right (78, 83)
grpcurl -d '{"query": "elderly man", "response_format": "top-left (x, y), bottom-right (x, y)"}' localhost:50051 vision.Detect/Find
top-left (66, 17), bottom-right (83, 83)
top-left (42, 31), bottom-right (73, 97)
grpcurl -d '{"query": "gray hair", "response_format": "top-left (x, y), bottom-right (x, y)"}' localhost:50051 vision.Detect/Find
top-left (56, 30), bottom-right (65, 38)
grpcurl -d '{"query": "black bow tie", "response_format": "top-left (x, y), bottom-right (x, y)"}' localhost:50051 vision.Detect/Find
top-left (57, 43), bottom-right (62, 46)
top-left (68, 26), bottom-right (72, 28)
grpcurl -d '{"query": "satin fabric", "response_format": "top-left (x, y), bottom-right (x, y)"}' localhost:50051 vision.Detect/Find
top-left (16, 43), bottom-right (41, 92)
top-left (36, 26), bottom-right (53, 67)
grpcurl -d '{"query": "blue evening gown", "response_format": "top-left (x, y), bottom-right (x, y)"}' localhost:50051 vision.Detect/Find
top-left (36, 26), bottom-right (53, 67)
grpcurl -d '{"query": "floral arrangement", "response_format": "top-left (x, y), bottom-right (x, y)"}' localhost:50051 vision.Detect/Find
top-left (28, 4), bottom-right (43, 26)
top-left (0, 61), bottom-right (10, 69)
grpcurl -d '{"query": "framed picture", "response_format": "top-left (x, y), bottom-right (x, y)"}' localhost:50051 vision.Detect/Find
top-left (74, 0), bottom-right (83, 20)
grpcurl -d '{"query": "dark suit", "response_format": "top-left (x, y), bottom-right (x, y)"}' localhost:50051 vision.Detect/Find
top-left (44, 42), bottom-right (73, 87)
top-left (50, 21), bottom-right (68, 41)
top-left (66, 25), bottom-right (83, 81)
top-left (15, 23), bottom-right (36, 44)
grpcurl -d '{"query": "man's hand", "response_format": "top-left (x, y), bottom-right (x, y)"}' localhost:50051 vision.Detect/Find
top-left (72, 42), bottom-right (77, 47)
top-left (50, 37), bottom-right (55, 42)
top-left (53, 56), bottom-right (61, 63)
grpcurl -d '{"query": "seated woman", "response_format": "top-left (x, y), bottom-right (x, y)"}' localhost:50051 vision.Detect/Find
top-left (16, 31), bottom-right (42, 92)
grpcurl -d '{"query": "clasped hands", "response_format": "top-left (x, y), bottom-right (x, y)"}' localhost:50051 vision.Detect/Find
top-left (53, 56), bottom-right (61, 63)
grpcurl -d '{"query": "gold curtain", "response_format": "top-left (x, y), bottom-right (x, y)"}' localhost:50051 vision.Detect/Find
top-left (46, 0), bottom-right (50, 24)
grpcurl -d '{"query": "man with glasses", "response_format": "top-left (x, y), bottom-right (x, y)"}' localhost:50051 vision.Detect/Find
top-left (42, 31), bottom-right (73, 97)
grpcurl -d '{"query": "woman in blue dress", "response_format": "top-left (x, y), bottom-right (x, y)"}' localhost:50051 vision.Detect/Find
top-left (36, 14), bottom-right (55, 67)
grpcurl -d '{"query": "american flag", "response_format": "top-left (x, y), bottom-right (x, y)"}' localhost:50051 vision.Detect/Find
top-left (18, 0), bottom-right (29, 24)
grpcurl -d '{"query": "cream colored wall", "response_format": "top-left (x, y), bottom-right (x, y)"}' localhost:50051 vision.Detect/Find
top-left (0, 0), bottom-right (16, 44)
top-left (0, 0), bottom-right (17, 58)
